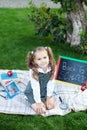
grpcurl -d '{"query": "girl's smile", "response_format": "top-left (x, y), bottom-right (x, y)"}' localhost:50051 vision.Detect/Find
top-left (34, 50), bottom-right (49, 72)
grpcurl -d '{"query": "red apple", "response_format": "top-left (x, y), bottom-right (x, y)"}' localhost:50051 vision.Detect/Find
top-left (7, 71), bottom-right (13, 76)
top-left (81, 85), bottom-right (86, 91)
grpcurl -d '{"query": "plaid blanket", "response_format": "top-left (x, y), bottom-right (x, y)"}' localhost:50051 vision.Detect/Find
top-left (0, 70), bottom-right (87, 116)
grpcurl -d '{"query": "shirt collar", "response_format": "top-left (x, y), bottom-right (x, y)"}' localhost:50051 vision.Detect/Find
top-left (37, 67), bottom-right (51, 73)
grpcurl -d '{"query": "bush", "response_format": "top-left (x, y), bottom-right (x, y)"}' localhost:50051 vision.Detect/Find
top-left (29, 3), bottom-right (67, 43)
top-left (76, 31), bottom-right (87, 55)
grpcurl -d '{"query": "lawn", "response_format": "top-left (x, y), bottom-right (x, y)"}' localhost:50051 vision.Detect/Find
top-left (0, 8), bottom-right (87, 130)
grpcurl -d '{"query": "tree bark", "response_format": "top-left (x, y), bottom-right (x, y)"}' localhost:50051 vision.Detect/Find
top-left (67, 1), bottom-right (87, 46)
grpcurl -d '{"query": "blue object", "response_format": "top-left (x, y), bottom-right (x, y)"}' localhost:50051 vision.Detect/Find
top-left (1, 72), bottom-right (18, 80)
top-left (3, 80), bottom-right (20, 99)
top-left (59, 96), bottom-right (68, 110)
top-left (59, 102), bottom-right (68, 110)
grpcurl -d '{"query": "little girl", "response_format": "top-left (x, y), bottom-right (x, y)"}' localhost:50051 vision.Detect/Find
top-left (24, 46), bottom-right (56, 114)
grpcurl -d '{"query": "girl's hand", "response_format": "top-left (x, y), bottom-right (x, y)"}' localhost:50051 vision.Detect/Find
top-left (31, 102), bottom-right (46, 114)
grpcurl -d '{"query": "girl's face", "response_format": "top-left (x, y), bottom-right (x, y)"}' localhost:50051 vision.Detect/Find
top-left (34, 50), bottom-right (49, 72)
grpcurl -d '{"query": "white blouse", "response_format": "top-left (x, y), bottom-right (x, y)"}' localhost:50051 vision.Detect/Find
top-left (24, 67), bottom-right (55, 104)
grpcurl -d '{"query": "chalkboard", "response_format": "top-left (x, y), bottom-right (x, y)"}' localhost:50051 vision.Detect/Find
top-left (55, 56), bottom-right (87, 86)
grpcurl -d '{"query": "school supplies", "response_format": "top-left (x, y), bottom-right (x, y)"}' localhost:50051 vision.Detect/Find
top-left (3, 80), bottom-right (20, 99)
top-left (1, 71), bottom-right (18, 80)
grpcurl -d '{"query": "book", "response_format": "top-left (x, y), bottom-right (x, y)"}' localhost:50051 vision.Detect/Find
top-left (3, 80), bottom-right (20, 99)
top-left (1, 72), bottom-right (18, 80)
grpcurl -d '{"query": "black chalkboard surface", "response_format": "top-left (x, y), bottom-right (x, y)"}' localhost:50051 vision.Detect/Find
top-left (55, 56), bottom-right (87, 86)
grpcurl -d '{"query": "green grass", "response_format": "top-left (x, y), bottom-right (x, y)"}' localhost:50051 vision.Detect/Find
top-left (0, 8), bottom-right (87, 130)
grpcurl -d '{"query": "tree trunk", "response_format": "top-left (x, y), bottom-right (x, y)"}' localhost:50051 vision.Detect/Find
top-left (67, 1), bottom-right (87, 46)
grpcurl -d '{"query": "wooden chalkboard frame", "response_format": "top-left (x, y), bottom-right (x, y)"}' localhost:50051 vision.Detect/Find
top-left (55, 56), bottom-right (87, 86)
